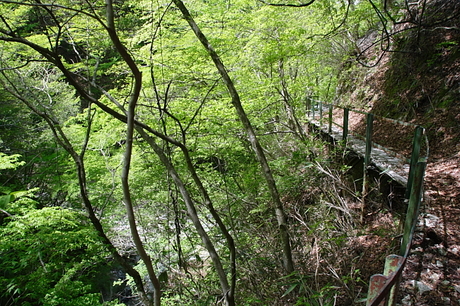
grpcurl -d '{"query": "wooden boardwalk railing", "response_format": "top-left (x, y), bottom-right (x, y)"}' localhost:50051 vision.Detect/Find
top-left (307, 101), bottom-right (428, 190)
top-left (306, 101), bottom-right (429, 306)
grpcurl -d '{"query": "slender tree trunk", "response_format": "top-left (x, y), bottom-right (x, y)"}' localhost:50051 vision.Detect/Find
top-left (105, 1), bottom-right (162, 304)
top-left (2, 2), bottom-right (235, 302)
top-left (278, 59), bottom-right (308, 141)
top-left (136, 128), bottom-right (235, 306)
top-left (172, 0), bottom-right (294, 273)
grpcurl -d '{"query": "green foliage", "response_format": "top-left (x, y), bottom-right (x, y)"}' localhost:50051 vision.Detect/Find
top-left (0, 207), bottom-right (113, 305)
top-left (0, 153), bottom-right (37, 216)
top-left (0, 153), bottom-right (25, 170)
top-left (0, 0), bottom-right (399, 304)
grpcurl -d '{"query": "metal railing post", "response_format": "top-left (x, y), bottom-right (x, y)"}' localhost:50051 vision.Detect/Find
top-left (405, 126), bottom-right (424, 199)
top-left (343, 108), bottom-right (349, 141)
top-left (328, 104), bottom-right (333, 134)
top-left (384, 255), bottom-right (404, 306)
top-left (400, 161), bottom-right (427, 256)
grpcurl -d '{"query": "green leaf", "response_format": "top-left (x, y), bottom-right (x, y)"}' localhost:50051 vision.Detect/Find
top-left (10, 190), bottom-right (32, 200)
top-left (282, 283), bottom-right (298, 297)
top-left (0, 194), bottom-right (14, 208)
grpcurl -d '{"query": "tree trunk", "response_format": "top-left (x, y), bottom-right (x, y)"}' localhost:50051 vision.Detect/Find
top-left (136, 127), bottom-right (235, 306)
top-left (172, 0), bottom-right (294, 273)
top-left (106, 1), bottom-right (162, 304)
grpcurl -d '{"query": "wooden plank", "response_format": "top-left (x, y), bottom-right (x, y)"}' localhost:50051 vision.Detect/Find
top-left (343, 108), bottom-right (349, 141)
top-left (328, 104), bottom-right (333, 134)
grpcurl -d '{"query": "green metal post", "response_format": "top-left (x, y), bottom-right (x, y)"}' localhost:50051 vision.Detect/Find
top-left (328, 104), bottom-right (333, 134)
top-left (384, 255), bottom-right (404, 306)
top-left (400, 162), bottom-right (427, 256)
top-left (361, 113), bottom-right (374, 221)
top-left (366, 274), bottom-right (387, 306)
top-left (343, 108), bottom-right (349, 142)
top-left (405, 126), bottom-right (424, 199)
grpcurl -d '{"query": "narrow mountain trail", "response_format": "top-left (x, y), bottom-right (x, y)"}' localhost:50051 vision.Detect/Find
top-left (309, 105), bottom-right (460, 305)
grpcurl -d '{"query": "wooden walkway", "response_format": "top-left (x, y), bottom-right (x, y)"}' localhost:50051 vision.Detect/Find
top-left (308, 117), bottom-right (410, 186)
top-left (307, 103), bottom-right (429, 306)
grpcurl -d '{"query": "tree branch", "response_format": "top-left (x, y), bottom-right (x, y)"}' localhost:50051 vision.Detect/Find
top-left (255, 0), bottom-right (315, 8)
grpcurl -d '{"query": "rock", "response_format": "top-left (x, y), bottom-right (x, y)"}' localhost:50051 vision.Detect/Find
top-left (441, 280), bottom-right (450, 286)
top-left (409, 280), bottom-right (433, 294)
top-left (454, 285), bottom-right (460, 294)
top-left (420, 213), bottom-right (440, 228)
top-left (449, 245), bottom-right (460, 255)
top-left (437, 245), bottom-right (447, 256)
top-left (430, 272), bottom-right (442, 283)
top-left (401, 294), bottom-right (413, 305)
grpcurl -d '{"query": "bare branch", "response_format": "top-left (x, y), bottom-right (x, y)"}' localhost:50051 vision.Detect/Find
top-left (0, 0), bottom-right (105, 25)
top-left (256, 0), bottom-right (315, 8)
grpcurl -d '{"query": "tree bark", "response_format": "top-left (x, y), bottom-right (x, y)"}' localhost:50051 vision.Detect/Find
top-left (106, 1), bottom-right (161, 304)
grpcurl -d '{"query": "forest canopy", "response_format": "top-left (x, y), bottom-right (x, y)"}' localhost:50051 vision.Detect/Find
top-left (1, 0), bottom-right (448, 305)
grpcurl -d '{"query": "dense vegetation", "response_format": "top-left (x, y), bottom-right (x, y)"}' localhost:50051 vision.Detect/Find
top-left (1, 0), bottom-right (458, 305)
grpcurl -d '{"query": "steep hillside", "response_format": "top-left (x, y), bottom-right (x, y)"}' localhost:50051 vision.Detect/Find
top-left (336, 1), bottom-right (460, 304)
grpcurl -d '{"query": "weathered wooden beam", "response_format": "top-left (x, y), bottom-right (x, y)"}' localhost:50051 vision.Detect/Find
top-left (328, 104), bottom-right (333, 134)
top-left (360, 113), bottom-right (373, 221)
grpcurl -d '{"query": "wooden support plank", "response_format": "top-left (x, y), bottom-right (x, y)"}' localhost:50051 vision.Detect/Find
top-left (311, 101), bottom-right (316, 119)
top-left (319, 101), bottom-right (323, 122)
top-left (361, 113), bottom-right (374, 221)
top-left (364, 113), bottom-right (374, 168)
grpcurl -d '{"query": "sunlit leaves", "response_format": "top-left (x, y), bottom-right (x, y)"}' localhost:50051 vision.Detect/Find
top-left (0, 0), bottom-right (387, 303)
top-left (0, 207), bottom-right (108, 305)
top-left (0, 152), bottom-right (25, 170)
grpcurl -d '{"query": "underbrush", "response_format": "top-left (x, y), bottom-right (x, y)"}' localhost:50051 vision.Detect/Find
top-left (198, 143), bottom-right (402, 305)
